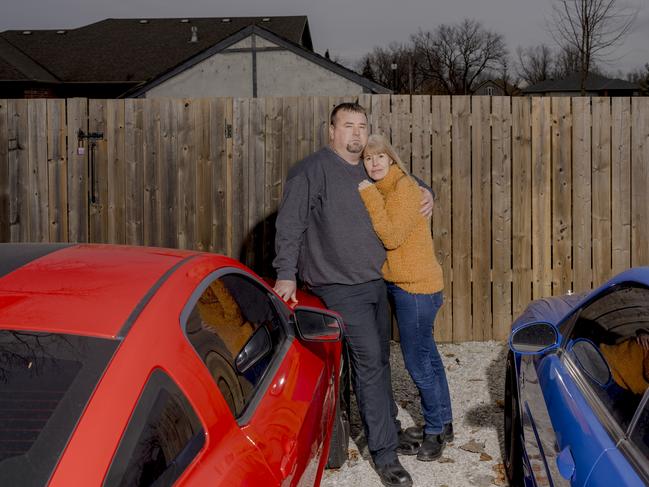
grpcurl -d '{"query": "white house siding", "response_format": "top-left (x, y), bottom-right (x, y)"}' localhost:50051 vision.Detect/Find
top-left (145, 34), bottom-right (365, 98)
top-left (146, 50), bottom-right (253, 98)
top-left (256, 49), bottom-right (362, 97)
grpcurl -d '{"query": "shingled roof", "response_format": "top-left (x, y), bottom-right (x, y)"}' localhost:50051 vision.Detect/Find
top-left (0, 16), bottom-right (312, 83)
top-left (0, 37), bottom-right (58, 82)
top-left (523, 72), bottom-right (639, 94)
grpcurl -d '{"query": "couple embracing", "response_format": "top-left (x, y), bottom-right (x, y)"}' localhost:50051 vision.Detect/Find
top-left (273, 103), bottom-right (452, 487)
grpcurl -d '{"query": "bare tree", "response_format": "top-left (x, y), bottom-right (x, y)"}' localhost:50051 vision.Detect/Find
top-left (411, 19), bottom-right (508, 95)
top-left (627, 63), bottom-right (649, 95)
top-left (549, 0), bottom-right (635, 93)
top-left (356, 43), bottom-right (422, 93)
top-left (517, 45), bottom-right (554, 86)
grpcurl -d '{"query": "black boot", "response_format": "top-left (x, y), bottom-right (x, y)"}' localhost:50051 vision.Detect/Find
top-left (396, 428), bottom-right (420, 455)
top-left (404, 422), bottom-right (454, 442)
top-left (443, 422), bottom-right (454, 442)
top-left (417, 434), bottom-right (445, 461)
top-left (374, 459), bottom-right (413, 487)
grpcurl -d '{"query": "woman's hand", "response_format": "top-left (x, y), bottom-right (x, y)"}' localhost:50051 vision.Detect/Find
top-left (358, 179), bottom-right (373, 190)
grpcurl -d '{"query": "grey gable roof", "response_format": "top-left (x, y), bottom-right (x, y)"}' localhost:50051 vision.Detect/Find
top-left (126, 24), bottom-right (390, 97)
top-left (0, 16), bottom-right (311, 83)
top-left (524, 72), bottom-right (639, 93)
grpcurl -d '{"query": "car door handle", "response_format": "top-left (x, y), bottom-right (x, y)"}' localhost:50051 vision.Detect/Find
top-left (556, 445), bottom-right (576, 480)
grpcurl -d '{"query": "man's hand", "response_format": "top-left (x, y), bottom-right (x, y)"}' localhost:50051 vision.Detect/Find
top-left (274, 279), bottom-right (298, 304)
top-left (419, 187), bottom-right (434, 217)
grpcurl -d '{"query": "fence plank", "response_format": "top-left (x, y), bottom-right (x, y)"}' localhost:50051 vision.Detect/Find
top-left (0, 100), bottom-right (7, 241)
top-left (572, 98), bottom-right (593, 292)
top-left (592, 97), bottom-right (612, 286)
top-left (47, 99), bottom-right (68, 242)
top-left (247, 97), bottom-right (266, 273)
top-left (125, 99), bottom-right (144, 246)
top-left (159, 98), bottom-right (178, 249)
top-left (27, 99), bottom-right (48, 242)
top-left (67, 98), bottom-right (88, 243)
top-left (232, 98), bottom-right (250, 261)
top-left (531, 97), bottom-right (552, 298)
top-left (194, 98), bottom-right (211, 252)
top-left (370, 94), bottom-right (391, 137)
top-left (89, 99), bottom-right (109, 243)
top-left (391, 95), bottom-right (411, 170)
top-left (7, 100), bottom-right (29, 242)
top-left (210, 97), bottom-right (229, 255)
top-left (107, 99), bottom-right (126, 244)
top-left (264, 97), bottom-right (283, 273)
top-left (551, 97), bottom-right (572, 294)
top-left (472, 96), bottom-right (492, 340)
top-left (177, 99), bottom-right (196, 250)
top-left (297, 96), bottom-right (313, 162)
top-left (411, 95), bottom-right (431, 184)
top-left (512, 97), bottom-right (532, 317)
top-left (611, 98), bottom-right (631, 273)
top-left (491, 96), bottom-right (512, 340)
top-left (313, 96), bottom-right (330, 151)
top-left (143, 98), bottom-right (161, 247)
top-left (432, 96), bottom-right (452, 342)
top-left (451, 96), bottom-right (472, 341)
top-left (632, 97), bottom-right (649, 266)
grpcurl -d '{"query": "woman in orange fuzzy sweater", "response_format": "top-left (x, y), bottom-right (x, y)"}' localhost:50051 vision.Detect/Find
top-left (358, 134), bottom-right (452, 462)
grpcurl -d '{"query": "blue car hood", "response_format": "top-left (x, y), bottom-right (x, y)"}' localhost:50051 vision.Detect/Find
top-left (512, 292), bottom-right (587, 330)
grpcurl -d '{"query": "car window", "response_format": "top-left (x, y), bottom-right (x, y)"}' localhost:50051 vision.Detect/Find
top-left (0, 331), bottom-right (118, 487)
top-left (103, 369), bottom-right (204, 487)
top-left (564, 285), bottom-right (649, 432)
top-left (184, 272), bottom-right (286, 418)
top-left (629, 398), bottom-right (649, 461)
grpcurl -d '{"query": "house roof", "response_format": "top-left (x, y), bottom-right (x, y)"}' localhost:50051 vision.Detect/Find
top-left (474, 78), bottom-right (520, 94)
top-left (0, 37), bottom-right (58, 82)
top-left (124, 24), bottom-right (390, 97)
top-left (0, 16), bottom-right (312, 83)
top-left (523, 72), bottom-right (640, 93)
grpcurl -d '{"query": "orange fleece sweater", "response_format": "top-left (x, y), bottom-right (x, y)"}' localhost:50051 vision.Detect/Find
top-left (359, 165), bottom-right (444, 294)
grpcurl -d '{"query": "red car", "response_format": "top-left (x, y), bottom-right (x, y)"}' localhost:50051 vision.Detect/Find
top-left (0, 243), bottom-right (349, 486)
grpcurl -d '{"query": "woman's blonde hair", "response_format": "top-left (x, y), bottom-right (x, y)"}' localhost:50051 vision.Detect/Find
top-left (362, 134), bottom-right (410, 176)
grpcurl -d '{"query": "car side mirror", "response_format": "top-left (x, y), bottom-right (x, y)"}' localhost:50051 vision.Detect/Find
top-left (510, 322), bottom-right (559, 354)
top-left (293, 307), bottom-right (343, 342)
top-left (235, 327), bottom-right (271, 374)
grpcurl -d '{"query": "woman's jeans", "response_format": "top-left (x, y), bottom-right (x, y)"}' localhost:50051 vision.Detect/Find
top-left (387, 283), bottom-right (453, 435)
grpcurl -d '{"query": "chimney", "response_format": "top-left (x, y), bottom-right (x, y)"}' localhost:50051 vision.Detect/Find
top-left (190, 26), bottom-right (198, 43)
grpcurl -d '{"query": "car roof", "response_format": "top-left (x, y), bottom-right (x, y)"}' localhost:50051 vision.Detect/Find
top-left (0, 243), bottom-right (200, 338)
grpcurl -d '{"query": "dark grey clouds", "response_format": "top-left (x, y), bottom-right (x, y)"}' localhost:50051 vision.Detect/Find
top-left (2, 0), bottom-right (647, 73)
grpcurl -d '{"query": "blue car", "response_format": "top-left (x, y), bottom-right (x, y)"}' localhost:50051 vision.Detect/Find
top-left (504, 268), bottom-right (649, 487)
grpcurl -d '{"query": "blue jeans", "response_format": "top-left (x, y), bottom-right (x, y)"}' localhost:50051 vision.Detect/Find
top-left (387, 283), bottom-right (452, 435)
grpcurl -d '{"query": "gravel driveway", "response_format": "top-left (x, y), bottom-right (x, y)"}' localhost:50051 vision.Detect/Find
top-left (322, 340), bottom-right (509, 487)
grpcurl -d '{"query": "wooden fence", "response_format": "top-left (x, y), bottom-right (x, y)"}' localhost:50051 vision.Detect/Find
top-left (1, 95), bottom-right (648, 342)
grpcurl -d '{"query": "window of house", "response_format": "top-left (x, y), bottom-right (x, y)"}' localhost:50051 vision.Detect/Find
top-left (103, 369), bottom-right (204, 487)
top-left (183, 272), bottom-right (287, 418)
top-left (563, 285), bottom-right (649, 432)
top-left (486, 86), bottom-right (494, 96)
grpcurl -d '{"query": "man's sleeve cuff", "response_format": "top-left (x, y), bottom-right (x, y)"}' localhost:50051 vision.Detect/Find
top-left (276, 271), bottom-right (296, 282)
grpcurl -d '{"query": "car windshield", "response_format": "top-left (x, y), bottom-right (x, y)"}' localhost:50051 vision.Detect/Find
top-left (0, 330), bottom-right (119, 487)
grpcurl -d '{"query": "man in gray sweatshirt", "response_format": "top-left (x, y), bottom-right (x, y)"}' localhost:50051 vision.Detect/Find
top-left (273, 103), bottom-right (432, 487)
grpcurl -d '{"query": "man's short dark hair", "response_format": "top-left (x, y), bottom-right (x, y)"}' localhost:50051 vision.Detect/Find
top-left (330, 102), bottom-right (367, 126)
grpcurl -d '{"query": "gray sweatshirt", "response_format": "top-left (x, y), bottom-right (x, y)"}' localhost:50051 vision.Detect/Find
top-left (273, 146), bottom-right (386, 287)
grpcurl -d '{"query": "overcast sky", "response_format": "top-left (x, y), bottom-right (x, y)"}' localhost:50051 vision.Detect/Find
top-left (2, 0), bottom-right (648, 75)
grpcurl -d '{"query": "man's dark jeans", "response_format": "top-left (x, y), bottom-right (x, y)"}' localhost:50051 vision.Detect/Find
top-left (387, 284), bottom-right (452, 435)
top-left (310, 279), bottom-right (400, 465)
